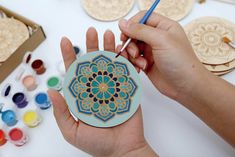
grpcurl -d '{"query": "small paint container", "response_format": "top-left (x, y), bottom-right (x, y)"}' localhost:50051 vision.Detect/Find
top-left (0, 129), bottom-right (7, 146)
top-left (47, 76), bottom-right (62, 91)
top-left (1, 84), bottom-right (12, 97)
top-left (8, 128), bottom-right (28, 146)
top-left (23, 110), bottom-right (41, 128)
top-left (35, 92), bottom-right (51, 110)
top-left (1, 109), bottom-right (18, 127)
top-left (12, 92), bottom-right (28, 109)
top-left (22, 75), bottom-right (38, 91)
top-left (31, 59), bottom-right (46, 75)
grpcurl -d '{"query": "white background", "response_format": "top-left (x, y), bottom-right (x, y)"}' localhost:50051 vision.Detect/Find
top-left (0, 0), bottom-right (235, 157)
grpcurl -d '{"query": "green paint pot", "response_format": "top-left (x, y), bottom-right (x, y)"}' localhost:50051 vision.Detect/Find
top-left (47, 76), bottom-right (62, 91)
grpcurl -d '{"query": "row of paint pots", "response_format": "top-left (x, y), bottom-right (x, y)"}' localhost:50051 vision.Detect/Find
top-left (0, 128), bottom-right (28, 147)
top-left (1, 92), bottom-right (51, 127)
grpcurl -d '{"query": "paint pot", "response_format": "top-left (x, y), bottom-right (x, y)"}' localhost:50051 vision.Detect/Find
top-left (1, 109), bottom-right (18, 127)
top-left (35, 92), bottom-right (51, 110)
top-left (22, 75), bottom-right (38, 91)
top-left (8, 128), bottom-right (28, 146)
top-left (1, 84), bottom-right (11, 97)
top-left (23, 110), bottom-right (41, 128)
top-left (47, 76), bottom-right (62, 91)
top-left (12, 92), bottom-right (28, 109)
top-left (0, 129), bottom-right (7, 146)
top-left (31, 59), bottom-right (46, 75)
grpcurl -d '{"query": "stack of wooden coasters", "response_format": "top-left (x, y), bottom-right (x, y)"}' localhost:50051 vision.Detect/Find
top-left (184, 17), bottom-right (235, 76)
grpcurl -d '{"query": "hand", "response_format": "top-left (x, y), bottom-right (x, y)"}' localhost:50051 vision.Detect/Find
top-left (48, 27), bottom-right (157, 157)
top-left (118, 11), bottom-right (209, 100)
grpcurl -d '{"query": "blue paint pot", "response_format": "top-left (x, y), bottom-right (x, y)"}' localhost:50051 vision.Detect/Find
top-left (1, 110), bottom-right (18, 127)
top-left (12, 92), bottom-right (28, 109)
top-left (35, 92), bottom-right (51, 110)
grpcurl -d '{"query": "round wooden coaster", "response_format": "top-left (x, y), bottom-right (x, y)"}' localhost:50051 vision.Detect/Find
top-left (0, 18), bottom-right (29, 62)
top-left (81, 0), bottom-right (135, 21)
top-left (63, 51), bottom-right (142, 128)
top-left (185, 17), bottom-right (235, 65)
top-left (204, 59), bottom-right (235, 72)
top-left (213, 69), bottom-right (234, 76)
top-left (138, 0), bottom-right (194, 21)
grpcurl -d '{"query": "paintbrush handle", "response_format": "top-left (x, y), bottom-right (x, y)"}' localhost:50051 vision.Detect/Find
top-left (139, 0), bottom-right (161, 24)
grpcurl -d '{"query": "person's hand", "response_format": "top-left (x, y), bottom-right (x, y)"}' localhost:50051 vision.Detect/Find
top-left (118, 11), bottom-right (210, 100)
top-left (48, 27), bottom-right (157, 157)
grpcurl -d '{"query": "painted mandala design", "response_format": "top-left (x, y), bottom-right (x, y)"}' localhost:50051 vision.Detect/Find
top-left (185, 17), bottom-right (235, 64)
top-left (68, 55), bottom-right (138, 122)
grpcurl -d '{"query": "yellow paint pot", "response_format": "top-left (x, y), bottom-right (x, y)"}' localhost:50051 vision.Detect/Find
top-left (23, 111), bottom-right (41, 128)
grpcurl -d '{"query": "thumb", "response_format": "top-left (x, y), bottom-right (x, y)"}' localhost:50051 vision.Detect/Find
top-left (119, 19), bottom-right (166, 47)
top-left (48, 89), bottom-right (79, 142)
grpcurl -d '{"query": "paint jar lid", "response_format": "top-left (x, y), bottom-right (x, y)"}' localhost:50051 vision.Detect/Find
top-left (15, 68), bottom-right (26, 81)
top-left (0, 129), bottom-right (7, 146)
top-left (1, 83), bottom-right (11, 97)
top-left (31, 59), bottom-right (43, 70)
top-left (73, 46), bottom-right (80, 55)
top-left (35, 92), bottom-right (48, 104)
top-left (23, 110), bottom-right (40, 126)
top-left (22, 52), bottom-right (32, 65)
top-left (47, 76), bottom-right (62, 90)
top-left (9, 128), bottom-right (23, 141)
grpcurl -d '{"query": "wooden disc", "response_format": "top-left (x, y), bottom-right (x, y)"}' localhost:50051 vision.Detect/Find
top-left (204, 59), bottom-right (235, 72)
top-left (82, 0), bottom-right (135, 21)
top-left (185, 17), bottom-right (235, 65)
top-left (138, 0), bottom-right (194, 21)
top-left (0, 18), bottom-right (29, 62)
top-left (213, 69), bottom-right (234, 76)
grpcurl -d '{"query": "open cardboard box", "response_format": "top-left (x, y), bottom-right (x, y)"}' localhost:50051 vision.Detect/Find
top-left (0, 5), bottom-right (46, 83)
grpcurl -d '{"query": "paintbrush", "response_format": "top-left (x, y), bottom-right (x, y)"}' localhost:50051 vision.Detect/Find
top-left (116, 0), bottom-right (161, 58)
top-left (223, 37), bottom-right (235, 49)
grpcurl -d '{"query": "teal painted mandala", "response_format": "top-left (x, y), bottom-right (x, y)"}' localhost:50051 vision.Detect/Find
top-left (63, 51), bottom-right (142, 127)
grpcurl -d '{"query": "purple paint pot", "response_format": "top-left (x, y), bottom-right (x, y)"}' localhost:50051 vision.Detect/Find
top-left (12, 92), bottom-right (28, 109)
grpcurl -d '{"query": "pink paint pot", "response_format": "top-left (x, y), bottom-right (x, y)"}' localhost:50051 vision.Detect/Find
top-left (22, 75), bottom-right (38, 91)
top-left (8, 128), bottom-right (28, 147)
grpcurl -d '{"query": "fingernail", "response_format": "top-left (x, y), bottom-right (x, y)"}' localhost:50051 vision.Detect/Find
top-left (141, 61), bottom-right (148, 70)
top-left (119, 19), bottom-right (128, 28)
top-left (128, 48), bottom-right (137, 58)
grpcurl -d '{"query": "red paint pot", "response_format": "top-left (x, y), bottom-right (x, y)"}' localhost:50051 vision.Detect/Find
top-left (0, 129), bottom-right (7, 146)
top-left (31, 59), bottom-right (46, 75)
top-left (9, 128), bottom-right (28, 146)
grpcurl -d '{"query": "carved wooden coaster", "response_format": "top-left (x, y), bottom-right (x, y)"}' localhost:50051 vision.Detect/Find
top-left (0, 18), bottom-right (29, 62)
top-left (185, 17), bottom-right (235, 65)
top-left (82, 0), bottom-right (134, 21)
top-left (138, 0), bottom-right (194, 21)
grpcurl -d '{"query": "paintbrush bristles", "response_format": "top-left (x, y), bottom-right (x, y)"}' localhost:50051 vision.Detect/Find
top-left (223, 36), bottom-right (231, 44)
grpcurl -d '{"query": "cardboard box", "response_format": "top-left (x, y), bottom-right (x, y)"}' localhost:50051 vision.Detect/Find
top-left (0, 5), bottom-right (46, 83)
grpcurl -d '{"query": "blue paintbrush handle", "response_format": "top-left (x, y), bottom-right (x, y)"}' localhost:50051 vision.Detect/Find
top-left (139, 0), bottom-right (161, 24)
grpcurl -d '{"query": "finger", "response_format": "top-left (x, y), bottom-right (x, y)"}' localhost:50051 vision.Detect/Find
top-left (48, 90), bottom-right (78, 143)
top-left (126, 42), bottom-right (140, 59)
top-left (129, 56), bottom-right (148, 71)
top-left (104, 30), bottom-right (115, 52)
top-left (120, 33), bottom-right (128, 42)
top-left (119, 19), bottom-right (166, 47)
top-left (86, 27), bottom-right (99, 52)
top-left (116, 45), bottom-right (128, 59)
top-left (128, 11), bottom-right (176, 30)
top-left (60, 37), bottom-right (76, 71)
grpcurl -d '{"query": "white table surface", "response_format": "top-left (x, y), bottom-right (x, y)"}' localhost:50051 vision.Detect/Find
top-left (0, 0), bottom-right (235, 157)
